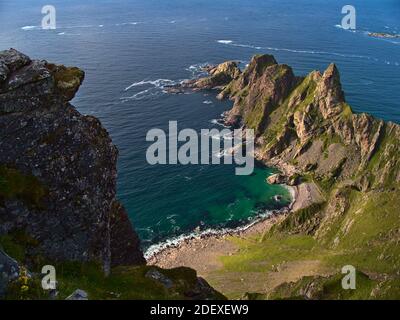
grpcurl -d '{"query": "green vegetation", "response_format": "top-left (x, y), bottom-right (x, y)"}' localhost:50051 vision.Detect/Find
top-left (267, 271), bottom-right (377, 300)
top-left (50, 263), bottom-right (204, 300)
top-left (273, 202), bottom-right (326, 234)
top-left (46, 64), bottom-right (84, 86)
top-left (4, 260), bottom-right (220, 300)
top-left (1, 229), bottom-right (224, 300)
top-left (213, 187), bottom-right (400, 299)
top-left (0, 166), bottom-right (47, 208)
top-left (0, 231), bottom-right (39, 262)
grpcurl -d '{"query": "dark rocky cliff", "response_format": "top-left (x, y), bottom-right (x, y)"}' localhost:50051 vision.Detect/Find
top-left (0, 49), bottom-right (225, 300)
top-left (0, 49), bottom-right (145, 273)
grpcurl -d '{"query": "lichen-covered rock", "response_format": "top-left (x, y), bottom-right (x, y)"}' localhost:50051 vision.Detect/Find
top-left (0, 49), bottom-right (144, 271)
top-left (0, 249), bottom-right (21, 297)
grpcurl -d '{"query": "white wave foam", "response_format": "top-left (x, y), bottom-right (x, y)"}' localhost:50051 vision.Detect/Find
top-left (57, 32), bottom-right (81, 36)
top-left (115, 22), bottom-right (140, 26)
top-left (185, 62), bottom-right (210, 78)
top-left (124, 79), bottom-right (178, 91)
top-left (121, 88), bottom-right (162, 101)
top-left (217, 39), bottom-right (400, 67)
top-left (210, 118), bottom-right (230, 128)
top-left (144, 207), bottom-right (287, 260)
top-left (217, 40), bottom-right (233, 44)
top-left (122, 78), bottom-right (184, 101)
top-left (21, 25), bottom-right (39, 31)
top-left (122, 62), bottom-right (215, 101)
top-left (203, 100), bottom-right (213, 105)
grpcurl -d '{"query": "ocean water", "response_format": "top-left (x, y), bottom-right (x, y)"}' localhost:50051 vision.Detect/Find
top-left (0, 0), bottom-right (399, 248)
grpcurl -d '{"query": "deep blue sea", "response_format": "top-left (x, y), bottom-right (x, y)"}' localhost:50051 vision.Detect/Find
top-left (1, 0), bottom-right (399, 249)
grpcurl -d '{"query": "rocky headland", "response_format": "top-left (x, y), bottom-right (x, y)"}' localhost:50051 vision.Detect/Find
top-left (152, 54), bottom-right (400, 299)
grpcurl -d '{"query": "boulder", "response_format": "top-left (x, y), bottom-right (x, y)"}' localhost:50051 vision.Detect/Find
top-left (66, 289), bottom-right (88, 300)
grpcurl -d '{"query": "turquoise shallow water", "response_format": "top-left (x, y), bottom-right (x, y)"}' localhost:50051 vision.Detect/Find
top-left (0, 0), bottom-right (398, 248)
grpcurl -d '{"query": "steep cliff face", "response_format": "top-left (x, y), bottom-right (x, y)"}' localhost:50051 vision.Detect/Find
top-left (0, 49), bottom-right (226, 301)
top-left (0, 49), bottom-right (145, 271)
top-left (194, 54), bottom-right (400, 299)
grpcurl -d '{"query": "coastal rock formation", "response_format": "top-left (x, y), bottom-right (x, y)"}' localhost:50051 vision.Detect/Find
top-left (165, 61), bottom-right (241, 94)
top-left (368, 32), bottom-right (400, 39)
top-left (185, 61), bottom-right (241, 90)
top-left (0, 49), bottom-right (145, 273)
top-left (186, 53), bottom-right (400, 299)
top-left (198, 54), bottom-right (400, 192)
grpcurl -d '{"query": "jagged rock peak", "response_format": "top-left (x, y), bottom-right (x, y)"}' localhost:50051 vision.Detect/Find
top-left (245, 54), bottom-right (278, 76)
top-left (315, 63), bottom-right (346, 119)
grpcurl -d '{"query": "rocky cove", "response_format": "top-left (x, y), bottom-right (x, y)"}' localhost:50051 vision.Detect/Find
top-left (1, 48), bottom-right (399, 300)
top-left (151, 54), bottom-right (400, 299)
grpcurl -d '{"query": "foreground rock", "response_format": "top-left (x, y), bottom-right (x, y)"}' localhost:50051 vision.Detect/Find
top-left (0, 49), bottom-right (145, 273)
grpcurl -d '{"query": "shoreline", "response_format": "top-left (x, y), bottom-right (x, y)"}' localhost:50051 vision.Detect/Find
top-left (145, 109), bottom-right (324, 267)
top-left (146, 105), bottom-right (309, 267)
top-left (145, 183), bottom-right (297, 262)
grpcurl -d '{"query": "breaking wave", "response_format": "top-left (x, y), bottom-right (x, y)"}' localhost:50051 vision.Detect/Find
top-left (217, 39), bottom-right (233, 44)
top-left (144, 206), bottom-right (289, 260)
top-left (217, 39), bottom-right (400, 67)
top-left (21, 25), bottom-right (40, 30)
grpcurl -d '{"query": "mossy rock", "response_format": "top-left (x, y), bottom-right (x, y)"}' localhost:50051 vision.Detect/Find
top-left (46, 63), bottom-right (84, 101)
top-left (0, 165), bottom-right (47, 208)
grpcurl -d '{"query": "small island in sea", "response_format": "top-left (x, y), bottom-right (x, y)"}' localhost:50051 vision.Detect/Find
top-left (368, 32), bottom-right (400, 39)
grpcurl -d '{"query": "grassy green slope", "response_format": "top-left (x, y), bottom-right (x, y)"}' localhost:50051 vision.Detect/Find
top-left (212, 57), bottom-right (400, 299)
